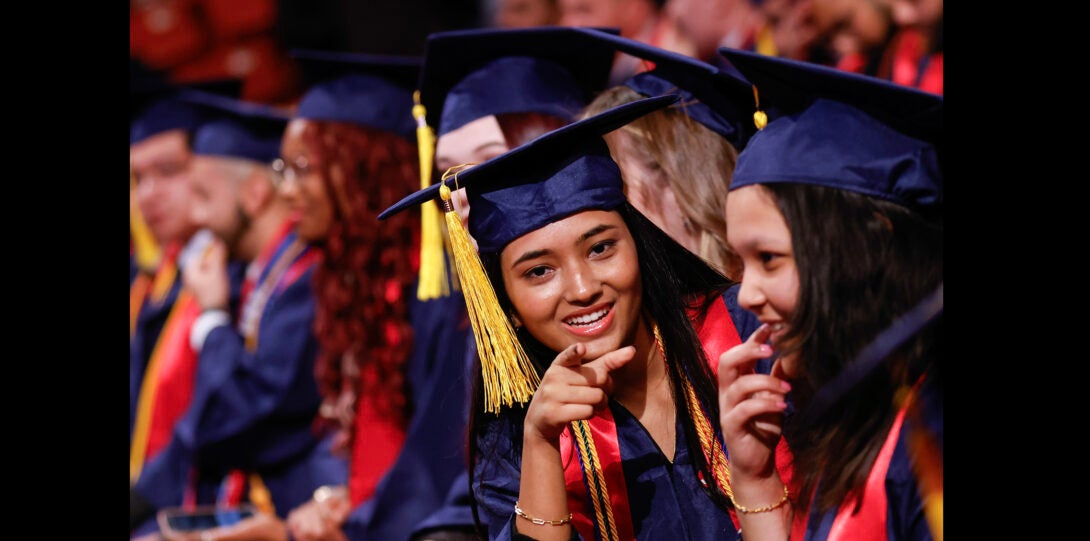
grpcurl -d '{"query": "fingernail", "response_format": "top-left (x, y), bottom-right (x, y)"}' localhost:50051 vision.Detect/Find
top-left (757, 344), bottom-right (772, 356)
top-left (780, 381), bottom-right (791, 392)
top-left (776, 400), bottom-right (787, 409)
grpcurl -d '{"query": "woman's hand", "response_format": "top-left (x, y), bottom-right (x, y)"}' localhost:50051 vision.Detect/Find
top-left (286, 486), bottom-right (351, 541)
top-left (717, 323), bottom-right (790, 481)
top-left (523, 343), bottom-right (635, 442)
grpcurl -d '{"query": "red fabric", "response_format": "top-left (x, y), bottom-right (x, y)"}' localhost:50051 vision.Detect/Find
top-left (144, 291), bottom-right (203, 459)
top-left (169, 35), bottom-right (300, 104)
top-left (560, 407), bottom-right (634, 541)
top-left (789, 407), bottom-right (906, 541)
top-left (558, 294), bottom-right (745, 539)
top-left (890, 30), bottom-right (943, 95)
top-left (197, 0), bottom-right (277, 41)
top-left (347, 365), bottom-right (408, 507)
top-left (130, 0), bottom-right (210, 70)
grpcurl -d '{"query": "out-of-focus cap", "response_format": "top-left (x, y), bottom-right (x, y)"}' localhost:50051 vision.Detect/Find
top-left (418, 26), bottom-right (618, 136)
top-left (182, 90), bottom-right (291, 163)
top-left (130, 58), bottom-right (243, 144)
top-left (291, 49), bottom-right (421, 140)
top-left (719, 47), bottom-right (943, 212)
top-left (573, 27), bottom-right (757, 148)
top-left (380, 94), bottom-right (678, 253)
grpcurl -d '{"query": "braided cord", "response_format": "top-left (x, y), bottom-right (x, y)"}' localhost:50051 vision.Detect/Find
top-left (653, 324), bottom-right (733, 499)
top-left (572, 419), bottom-right (619, 541)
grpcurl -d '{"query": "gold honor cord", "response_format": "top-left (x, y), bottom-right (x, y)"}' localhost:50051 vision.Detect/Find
top-left (131, 167), bottom-right (162, 273)
top-left (572, 419), bottom-right (620, 541)
top-left (413, 91), bottom-right (452, 300)
top-left (437, 171), bottom-right (539, 413)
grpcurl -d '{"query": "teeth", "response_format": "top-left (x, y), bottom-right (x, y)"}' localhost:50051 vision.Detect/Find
top-left (566, 308), bottom-right (609, 326)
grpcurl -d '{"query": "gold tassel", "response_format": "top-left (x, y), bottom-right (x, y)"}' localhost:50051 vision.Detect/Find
top-left (751, 85), bottom-right (767, 131)
top-left (130, 167), bottom-right (162, 273)
top-left (437, 179), bottom-right (539, 413)
top-left (413, 90), bottom-right (452, 300)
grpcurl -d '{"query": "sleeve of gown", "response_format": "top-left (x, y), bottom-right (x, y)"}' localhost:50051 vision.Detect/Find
top-left (174, 268), bottom-right (323, 468)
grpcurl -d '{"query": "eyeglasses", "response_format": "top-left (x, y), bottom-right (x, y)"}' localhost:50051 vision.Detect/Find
top-left (270, 155), bottom-right (313, 188)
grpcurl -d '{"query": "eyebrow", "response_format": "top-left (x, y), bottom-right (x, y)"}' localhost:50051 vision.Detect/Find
top-left (510, 223), bottom-right (618, 267)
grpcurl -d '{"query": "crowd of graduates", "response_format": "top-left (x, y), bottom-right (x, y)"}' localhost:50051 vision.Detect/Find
top-left (130, 1), bottom-right (943, 540)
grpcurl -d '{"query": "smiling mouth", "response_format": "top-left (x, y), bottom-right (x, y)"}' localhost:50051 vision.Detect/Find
top-left (564, 306), bottom-right (610, 326)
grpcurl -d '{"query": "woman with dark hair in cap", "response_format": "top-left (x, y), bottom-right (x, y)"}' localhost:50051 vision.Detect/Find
top-left (380, 96), bottom-right (764, 541)
top-left (714, 48), bottom-right (942, 540)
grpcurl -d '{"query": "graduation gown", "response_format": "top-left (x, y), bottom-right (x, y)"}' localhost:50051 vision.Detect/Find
top-left (341, 279), bottom-right (478, 540)
top-left (470, 286), bottom-right (761, 541)
top-left (132, 226), bottom-right (345, 534)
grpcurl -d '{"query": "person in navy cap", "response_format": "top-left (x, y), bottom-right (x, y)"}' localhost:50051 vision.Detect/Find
top-left (406, 27), bottom-right (619, 541)
top-left (131, 91), bottom-right (346, 539)
top-left (380, 95), bottom-right (761, 541)
top-left (129, 64), bottom-right (242, 536)
top-left (714, 48), bottom-right (942, 541)
top-left (195, 49), bottom-right (475, 541)
top-left (574, 27), bottom-right (758, 282)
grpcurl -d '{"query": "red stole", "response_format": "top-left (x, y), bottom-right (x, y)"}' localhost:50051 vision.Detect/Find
top-left (347, 364), bottom-right (408, 507)
top-left (889, 29), bottom-right (943, 95)
top-left (129, 289), bottom-right (203, 481)
top-left (558, 295), bottom-right (743, 540)
top-left (789, 405), bottom-right (907, 541)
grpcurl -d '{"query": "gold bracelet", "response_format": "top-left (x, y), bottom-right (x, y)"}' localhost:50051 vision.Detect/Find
top-left (513, 501), bottom-right (573, 526)
top-left (731, 485), bottom-right (790, 514)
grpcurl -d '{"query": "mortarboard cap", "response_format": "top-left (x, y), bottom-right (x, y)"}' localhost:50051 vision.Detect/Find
top-left (718, 48), bottom-right (943, 212)
top-left (381, 94), bottom-right (679, 253)
top-left (418, 26), bottom-right (618, 136)
top-left (130, 59), bottom-right (244, 145)
top-left (290, 49), bottom-right (421, 140)
top-left (572, 27), bottom-right (757, 148)
top-left (379, 94), bottom-right (678, 414)
top-left (182, 90), bottom-right (291, 163)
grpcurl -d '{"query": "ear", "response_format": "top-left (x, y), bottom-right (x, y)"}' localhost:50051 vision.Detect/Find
top-left (510, 312), bottom-right (523, 329)
top-left (238, 168), bottom-right (274, 217)
top-left (873, 210), bottom-right (894, 236)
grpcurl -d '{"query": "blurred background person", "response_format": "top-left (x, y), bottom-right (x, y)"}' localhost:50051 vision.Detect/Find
top-left (483, 0), bottom-right (561, 28)
top-left (883, 0), bottom-right (942, 94)
top-left (575, 28), bottom-right (759, 281)
top-left (557, 0), bottom-right (696, 84)
top-left (130, 65), bottom-right (226, 531)
top-left (808, 0), bottom-right (896, 77)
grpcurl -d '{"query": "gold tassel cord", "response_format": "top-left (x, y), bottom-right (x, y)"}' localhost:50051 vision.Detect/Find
top-left (437, 180), bottom-right (539, 413)
top-left (572, 419), bottom-right (620, 541)
top-left (654, 324), bottom-right (734, 500)
top-left (131, 167), bottom-right (162, 273)
top-left (413, 90), bottom-right (451, 300)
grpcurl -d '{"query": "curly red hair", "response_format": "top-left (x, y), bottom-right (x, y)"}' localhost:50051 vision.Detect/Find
top-left (297, 120), bottom-right (421, 453)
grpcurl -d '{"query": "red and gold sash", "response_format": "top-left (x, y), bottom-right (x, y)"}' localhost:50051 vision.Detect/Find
top-left (129, 289), bottom-right (203, 481)
top-left (559, 295), bottom-right (743, 541)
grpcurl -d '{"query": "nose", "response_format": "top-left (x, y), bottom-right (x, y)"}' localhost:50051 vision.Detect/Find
top-left (736, 272), bottom-right (766, 314)
top-left (564, 262), bottom-right (602, 306)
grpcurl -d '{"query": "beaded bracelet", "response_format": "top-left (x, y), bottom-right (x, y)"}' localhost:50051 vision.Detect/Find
top-left (731, 485), bottom-right (790, 514)
top-left (514, 501), bottom-right (573, 525)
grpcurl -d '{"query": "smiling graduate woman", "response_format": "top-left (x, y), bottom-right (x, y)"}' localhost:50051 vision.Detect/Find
top-left (380, 95), bottom-right (763, 541)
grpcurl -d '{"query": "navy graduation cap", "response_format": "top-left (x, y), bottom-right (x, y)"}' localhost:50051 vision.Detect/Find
top-left (417, 26), bottom-right (618, 137)
top-left (572, 27), bottom-right (757, 149)
top-left (718, 48), bottom-right (943, 212)
top-left (379, 94), bottom-right (677, 413)
top-left (182, 90), bottom-right (291, 163)
top-left (130, 59), bottom-right (242, 145)
top-left (381, 94), bottom-right (679, 253)
top-left (290, 49), bottom-right (421, 140)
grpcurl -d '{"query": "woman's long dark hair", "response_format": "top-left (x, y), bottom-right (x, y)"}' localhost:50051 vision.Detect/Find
top-left (766, 183), bottom-right (942, 514)
top-left (465, 201), bottom-right (736, 532)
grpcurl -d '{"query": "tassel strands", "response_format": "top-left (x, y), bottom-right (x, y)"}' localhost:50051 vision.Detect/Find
top-left (413, 90), bottom-right (452, 300)
top-left (437, 178), bottom-right (539, 413)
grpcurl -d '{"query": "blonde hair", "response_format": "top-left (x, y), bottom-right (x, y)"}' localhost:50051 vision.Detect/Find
top-left (585, 85), bottom-right (742, 280)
